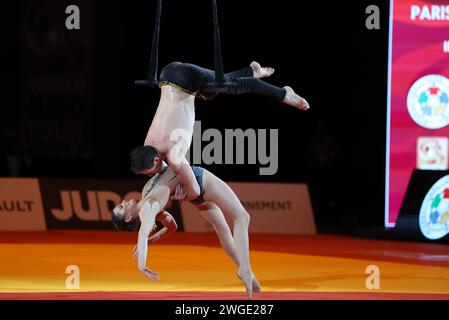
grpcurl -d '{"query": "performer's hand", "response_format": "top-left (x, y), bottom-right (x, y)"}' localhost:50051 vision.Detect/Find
top-left (141, 267), bottom-right (160, 282)
top-left (171, 184), bottom-right (187, 201)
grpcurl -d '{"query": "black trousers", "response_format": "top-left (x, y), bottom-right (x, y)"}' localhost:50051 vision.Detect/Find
top-left (159, 62), bottom-right (287, 101)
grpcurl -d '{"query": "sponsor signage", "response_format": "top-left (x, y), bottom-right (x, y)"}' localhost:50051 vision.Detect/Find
top-left (181, 182), bottom-right (315, 235)
top-left (0, 179), bottom-right (314, 234)
top-left (0, 178), bottom-right (46, 231)
top-left (39, 179), bottom-right (143, 230)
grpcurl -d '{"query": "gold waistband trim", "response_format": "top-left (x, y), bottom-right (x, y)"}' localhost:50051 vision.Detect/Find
top-left (159, 81), bottom-right (208, 100)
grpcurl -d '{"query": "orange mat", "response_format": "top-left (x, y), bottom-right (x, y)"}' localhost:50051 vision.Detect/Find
top-left (0, 231), bottom-right (448, 300)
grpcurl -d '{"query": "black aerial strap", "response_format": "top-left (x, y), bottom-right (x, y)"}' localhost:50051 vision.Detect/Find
top-left (136, 0), bottom-right (230, 91)
top-left (135, 0), bottom-right (163, 87)
top-left (205, 0), bottom-right (237, 93)
top-left (148, 0), bottom-right (163, 85)
top-left (212, 0), bottom-right (224, 86)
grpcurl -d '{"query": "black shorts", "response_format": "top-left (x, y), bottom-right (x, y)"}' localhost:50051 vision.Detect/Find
top-left (159, 62), bottom-right (220, 100)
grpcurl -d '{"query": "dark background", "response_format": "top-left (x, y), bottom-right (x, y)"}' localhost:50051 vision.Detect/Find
top-left (0, 0), bottom-right (390, 233)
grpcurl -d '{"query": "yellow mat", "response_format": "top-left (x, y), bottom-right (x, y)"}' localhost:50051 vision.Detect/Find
top-left (1, 243), bottom-right (448, 294)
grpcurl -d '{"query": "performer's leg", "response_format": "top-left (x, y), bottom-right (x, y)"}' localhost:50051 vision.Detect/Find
top-left (224, 67), bottom-right (253, 79)
top-left (225, 77), bottom-right (310, 110)
top-left (214, 61), bottom-right (274, 79)
top-left (226, 77), bottom-right (287, 100)
top-left (178, 62), bottom-right (273, 89)
top-left (196, 202), bottom-right (240, 265)
top-left (202, 170), bottom-right (256, 299)
top-left (191, 63), bottom-right (308, 110)
top-left (195, 201), bottom-right (261, 292)
top-left (168, 62), bottom-right (309, 109)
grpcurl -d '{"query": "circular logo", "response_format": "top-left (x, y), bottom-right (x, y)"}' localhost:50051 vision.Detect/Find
top-left (419, 175), bottom-right (449, 240)
top-left (407, 75), bottom-right (449, 129)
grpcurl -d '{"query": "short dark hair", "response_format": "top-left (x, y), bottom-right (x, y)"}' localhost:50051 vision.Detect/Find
top-left (130, 145), bottom-right (159, 174)
top-left (110, 210), bottom-right (141, 232)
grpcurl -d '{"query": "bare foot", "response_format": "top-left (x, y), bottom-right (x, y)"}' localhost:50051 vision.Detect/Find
top-left (252, 276), bottom-right (261, 293)
top-left (282, 86), bottom-right (310, 111)
top-left (250, 61), bottom-right (274, 79)
top-left (237, 269), bottom-right (254, 299)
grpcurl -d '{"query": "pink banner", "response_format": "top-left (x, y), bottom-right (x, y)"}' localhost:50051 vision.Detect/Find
top-left (386, 0), bottom-right (449, 226)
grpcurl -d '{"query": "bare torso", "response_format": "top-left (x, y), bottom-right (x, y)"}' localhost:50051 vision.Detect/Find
top-left (144, 85), bottom-right (196, 157)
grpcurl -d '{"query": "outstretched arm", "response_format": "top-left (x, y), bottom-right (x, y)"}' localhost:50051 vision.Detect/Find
top-left (136, 186), bottom-right (170, 280)
top-left (136, 201), bottom-right (160, 281)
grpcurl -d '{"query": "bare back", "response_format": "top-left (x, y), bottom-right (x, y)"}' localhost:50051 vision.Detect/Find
top-left (144, 85), bottom-right (196, 156)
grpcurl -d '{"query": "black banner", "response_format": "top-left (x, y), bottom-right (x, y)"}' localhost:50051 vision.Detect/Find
top-left (0, 300), bottom-right (438, 319)
top-left (39, 179), bottom-right (183, 231)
